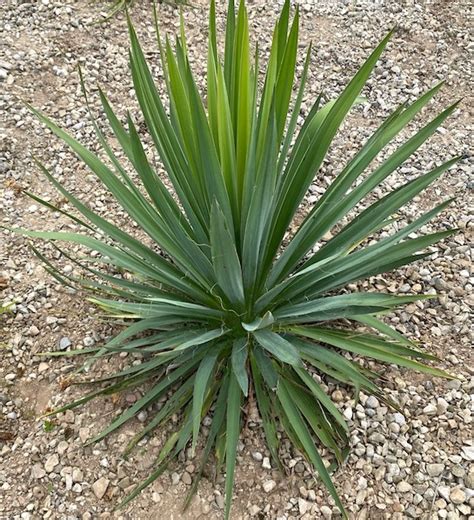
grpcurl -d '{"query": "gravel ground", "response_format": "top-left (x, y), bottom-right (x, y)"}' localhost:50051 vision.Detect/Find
top-left (1, 0), bottom-right (473, 519)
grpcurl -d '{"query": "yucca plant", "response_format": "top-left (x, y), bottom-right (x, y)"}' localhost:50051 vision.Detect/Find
top-left (18, 0), bottom-right (459, 517)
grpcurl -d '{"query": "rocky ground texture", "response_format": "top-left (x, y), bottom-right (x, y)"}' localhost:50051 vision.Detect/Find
top-left (0, 0), bottom-right (473, 519)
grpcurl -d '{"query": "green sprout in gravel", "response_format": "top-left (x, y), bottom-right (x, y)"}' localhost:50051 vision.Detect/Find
top-left (0, 304), bottom-right (13, 315)
top-left (19, 0), bottom-right (460, 517)
top-left (96, 0), bottom-right (187, 24)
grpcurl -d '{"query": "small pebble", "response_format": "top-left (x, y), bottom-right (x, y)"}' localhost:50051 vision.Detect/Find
top-left (58, 337), bottom-right (72, 350)
top-left (449, 487), bottom-right (466, 504)
top-left (44, 454), bottom-right (59, 473)
top-left (262, 480), bottom-right (276, 493)
top-left (92, 477), bottom-right (109, 499)
top-left (396, 481), bottom-right (412, 493)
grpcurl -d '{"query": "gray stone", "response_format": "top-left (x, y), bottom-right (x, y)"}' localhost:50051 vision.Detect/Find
top-left (438, 486), bottom-right (451, 501)
top-left (58, 337), bottom-right (72, 350)
top-left (392, 412), bottom-right (406, 425)
top-left (436, 398), bottom-right (449, 415)
top-left (215, 494), bottom-right (225, 509)
top-left (464, 471), bottom-right (474, 489)
top-left (262, 480), bottom-right (276, 493)
top-left (92, 477), bottom-right (109, 499)
top-left (251, 452), bottom-right (263, 462)
top-left (83, 336), bottom-right (95, 347)
top-left (451, 465), bottom-right (465, 478)
top-left (365, 396), bottom-right (380, 408)
top-left (294, 461), bottom-right (305, 474)
top-left (44, 454), bottom-right (59, 473)
top-left (423, 403), bottom-right (437, 415)
top-left (298, 498), bottom-right (309, 515)
top-left (38, 362), bottom-right (49, 373)
top-left (426, 464), bottom-right (445, 477)
top-left (31, 464), bottom-right (46, 479)
top-left (461, 446), bottom-right (474, 461)
top-left (181, 471), bottom-right (192, 485)
top-left (389, 422), bottom-right (400, 434)
top-left (72, 468), bottom-right (83, 482)
top-left (434, 277), bottom-right (448, 291)
top-left (249, 505), bottom-right (261, 516)
top-left (396, 481), bottom-right (412, 493)
top-left (369, 432), bottom-right (385, 444)
top-left (449, 487), bottom-right (466, 504)
top-left (28, 325), bottom-right (40, 336)
top-left (57, 441), bottom-right (69, 455)
top-left (78, 427), bottom-right (90, 443)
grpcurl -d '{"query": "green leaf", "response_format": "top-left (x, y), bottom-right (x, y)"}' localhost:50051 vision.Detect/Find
top-left (350, 314), bottom-right (416, 347)
top-left (224, 371), bottom-right (242, 520)
top-left (314, 156), bottom-right (460, 262)
top-left (253, 329), bottom-right (301, 366)
top-left (277, 226), bottom-right (455, 304)
top-left (277, 379), bottom-right (347, 518)
top-left (231, 338), bottom-right (249, 396)
top-left (172, 328), bottom-right (229, 352)
top-left (25, 161), bottom-right (215, 306)
top-left (241, 103), bottom-right (279, 299)
top-left (241, 311), bottom-right (275, 332)
top-left (184, 368), bottom-right (229, 510)
top-left (192, 350), bottom-right (220, 453)
top-left (250, 351), bottom-right (283, 470)
top-left (295, 367), bottom-right (348, 433)
top-left (282, 374), bottom-right (344, 461)
top-left (264, 31), bottom-right (394, 280)
top-left (89, 296), bottom-right (224, 322)
top-left (124, 376), bottom-right (195, 457)
top-left (292, 327), bottom-right (454, 379)
top-left (87, 354), bottom-right (204, 445)
top-left (253, 345), bottom-right (279, 391)
top-left (210, 202), bottom-right (245, 309)
top-left (270, 82), bottom-right (448, 282)
top-left (275, 293), bottom-right (426, 323)
top-left (274, 6), bottom-right (299, 139)
top-left (293, 336), bottom-right (380, 394)
top-left (128, 18), bottom-right (210, 229)
top-left (277, 42), bottom-right (312, 175)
